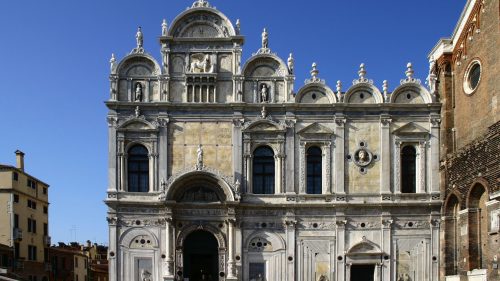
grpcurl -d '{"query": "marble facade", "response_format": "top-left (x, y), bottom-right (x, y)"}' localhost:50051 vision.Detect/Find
top-left (105, 1), bottom-right (441, 280)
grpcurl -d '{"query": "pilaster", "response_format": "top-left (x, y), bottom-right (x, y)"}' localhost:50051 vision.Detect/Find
top-left (334, 116), bottom-right (346, 194)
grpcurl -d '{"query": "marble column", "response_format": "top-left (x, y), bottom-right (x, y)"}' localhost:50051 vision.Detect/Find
top-left (227, 219), bottom-right (236, 279)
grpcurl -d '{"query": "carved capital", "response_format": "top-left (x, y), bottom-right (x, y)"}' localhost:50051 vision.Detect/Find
top-left (380, 118), bottom-right (392, 127)
top-left (335, 117), bottom-right (346, 127)
top-left (107, 116), bottom-right (118, 128)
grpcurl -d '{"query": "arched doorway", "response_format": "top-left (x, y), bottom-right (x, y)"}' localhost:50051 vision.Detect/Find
top-left (183, 230), bottom-right (219, 280)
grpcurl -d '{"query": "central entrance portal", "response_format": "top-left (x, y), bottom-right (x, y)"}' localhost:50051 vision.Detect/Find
top-left (350, 264), bottom-right (375, 281)
top-left (183, 230), bottom-right (219, 280)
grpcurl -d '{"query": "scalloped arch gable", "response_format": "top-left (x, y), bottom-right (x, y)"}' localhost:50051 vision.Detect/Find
top-left (115, 54), bottom-right (161, 76)
top-left (390, 83), bottom-right (434, 104)
top-left (120, 227), bottom-right (159, 248)
top-left (242, 54), bottom-right (288, 77)
top-left (295, 83), bottom-right (337, 104)
top-left (344, 83), bottom-right (384, 104)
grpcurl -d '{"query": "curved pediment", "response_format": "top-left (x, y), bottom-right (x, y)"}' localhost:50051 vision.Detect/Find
top-left (242, 55), bottom-right (288, 78)
top-left (347, 239), bottom-right (382, 256)
top-left (295, 83), bottom-right (337, 104)
top-left (242, 119), bottom-right (286, 133)
top-left (391, 83), bottom-right (434, 104)
top-left (118, 118), bottom-right (157, 131)
top-left (116, 53), bottom-right (161, 76)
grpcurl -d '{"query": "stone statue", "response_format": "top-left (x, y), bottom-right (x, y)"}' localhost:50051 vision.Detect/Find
top-left (260, 84), bottom-right (269, 103)
top-left (398, 273), bottom-right (411, 281)
top-left (136, 27), bottom-right (143, 48)
top-left (135, 106), bottom-right (140, 117)
top-left (196, 145), bottom-right (203, 169)
top-left (287, 53), bottom-right (294, 74)
top-left (318, 275), bottom-right (328, 281)
top-left (262, 28), bottom-right (268, 49)
top-left (162, 19), bottom-right (168, 36)
top-left (135, 83), bottom-right (143, 102)
top-left (110, 53), bottom-right (116, 73)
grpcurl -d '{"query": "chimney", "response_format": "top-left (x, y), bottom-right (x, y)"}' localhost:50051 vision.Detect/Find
top-left (15, 150), bottom-right (25, 171)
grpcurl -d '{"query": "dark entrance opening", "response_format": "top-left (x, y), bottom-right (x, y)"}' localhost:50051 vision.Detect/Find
top-left (183, 230), bottom-right (219, 280)
top-left (351, 264), bottom-right (375, 281)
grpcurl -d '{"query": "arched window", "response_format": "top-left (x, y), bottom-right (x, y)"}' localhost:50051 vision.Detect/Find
top-left (444, 194), bottom-right (460, 275)
top-left (128, 145), bottom-right (149, 192)
top-left (253, 146), bottom-right (275, 194)
top-left (467, 183), bottom-right (488, 270)
top-left (306, 146), bottom-right (322, 194)
top-left (401, 146), bottom-right (416, 193)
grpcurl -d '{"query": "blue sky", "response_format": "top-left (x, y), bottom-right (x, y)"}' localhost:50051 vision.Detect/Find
top-left (0, 0), bottom-right (464, 245)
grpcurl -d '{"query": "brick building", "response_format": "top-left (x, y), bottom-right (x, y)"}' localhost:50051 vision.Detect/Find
top-left (429, 0), bottom-right (500, 280)
top-left (49, 243), bottom-right (88, 281)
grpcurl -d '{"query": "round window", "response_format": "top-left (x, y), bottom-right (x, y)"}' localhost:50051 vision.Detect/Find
top-left (464, 60), bottom-right (481, 95)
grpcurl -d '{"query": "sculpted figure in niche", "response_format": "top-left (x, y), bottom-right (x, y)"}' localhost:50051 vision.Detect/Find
top-left (136, 27), bottom-right (143, 48)
top-left (354, 148), bottom-right (372, 166)
top-left (189, 54), bottom-right (212, 73)
top-left (141, 269), bottom-right (151, 281)
top-left (262, 28), bottom-right (268, 49)
top-left (260, 84), bottom-right (269, 103)
top-left (135, 83), bottom-right (143, 102)
top-left (398, 273), bottom-right (411, 281)
top-left (318, 275), bottom-right (328, 281)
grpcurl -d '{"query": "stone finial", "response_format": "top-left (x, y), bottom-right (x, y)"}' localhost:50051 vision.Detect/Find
top-left (287, 53), bottom-right (294, 74)
top-left (336, 80), bottom-right (343, 101)
top-left (235, 19), bottom-right (241, 34)
top-left (400, 62), bottom-right (421, 85)
top-left (358, 63), bottom-right (366, 79)
top-left (353, 63), bottom-right (373, 85)
top-left (192, 0), bottom-right (211, 8)
top-left (311, 62), bottom-right (319, 79)
top-left (110, 53), bottom-right (116, 73)
top-left (382, 80), bottom-right (389, 102)
top-left (305, 62), bottom-right (324, 84)
top-left (161, 19), bottom-right (168, 36)
top-left (262, 28), bottom-right (269, 49)
top-left (405, 62), bottom-right (414, 79)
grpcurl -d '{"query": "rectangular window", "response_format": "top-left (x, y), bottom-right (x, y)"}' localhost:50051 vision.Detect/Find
top-left (28, 245), bottom-right (37, 261)
top-left (43, 206), bottom-right (48, 214)
top-left (27, 218), bottom-right (36, 233)
top-left (44, 248), bottom-right (48, 262)
top-left (14, 243), bottom-right (19, 259)
top-left (249, 263), bottom-right (266, 280)
top-left (13, 172), bottom-right (18, 181)
top-left (76, 275), bottom-right (79, 281)
top-left (43, 187), bottom-right (47, 195)
top-left (27, 199), bottom-right (37, 210)
top-left (13, 194), bottom-right (19, 203)
top-left (27, 179), bottom-right (36, 189)
top-left (14, 214), bottom-right (19, 228)
top-left (43, 223), bottom-right (48, 235)
top-left (75, 257), bottom-right (78, 268)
